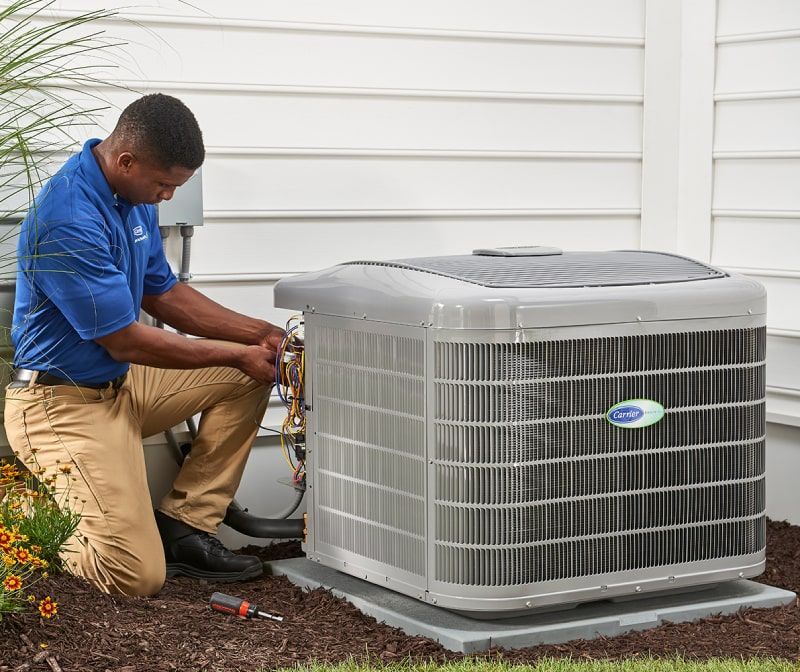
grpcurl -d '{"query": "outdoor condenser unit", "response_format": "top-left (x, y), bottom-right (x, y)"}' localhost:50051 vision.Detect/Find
top-left (274, 248), bottom-right (767, 616)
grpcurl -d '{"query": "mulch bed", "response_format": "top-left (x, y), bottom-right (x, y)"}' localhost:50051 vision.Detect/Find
top-left (2, 519), bottom-right (800, 671)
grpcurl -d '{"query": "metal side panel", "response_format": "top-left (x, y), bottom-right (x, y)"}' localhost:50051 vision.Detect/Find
top-left (305, 314), bottom-right (428, 594)
top-left (426, 324), bottom-right (436, 603)
top-left (426, 315), bottom-right (767, 612)
top-left (301, 313), bottom-right (316, 559)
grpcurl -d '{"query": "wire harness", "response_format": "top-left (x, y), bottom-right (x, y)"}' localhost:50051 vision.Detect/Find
top-left (275, 316), bottom-right (305, 488)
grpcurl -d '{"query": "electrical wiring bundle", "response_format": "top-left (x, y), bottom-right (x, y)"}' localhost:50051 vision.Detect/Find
top-left (275, 316), bottom-right (305, 489)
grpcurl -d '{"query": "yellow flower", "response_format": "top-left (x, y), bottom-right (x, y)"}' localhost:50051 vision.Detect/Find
top-left (3, 574), bottom-right (22, 591)
top-left (38, 597), bottom-right (57, 618)
top-left (58, 465), bottom-right (72, 475)
top-left (14, 548), bottom-right (30, 564)
top-left (0, 463), bottom-right (20, 479)
top-left (2, 554), bottom-right (15, 567)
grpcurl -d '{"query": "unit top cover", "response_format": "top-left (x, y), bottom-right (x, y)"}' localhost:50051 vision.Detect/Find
top-left (347, 250), bottom-right (725, 289)
top-left (273, 249), bottom-right (766, 330)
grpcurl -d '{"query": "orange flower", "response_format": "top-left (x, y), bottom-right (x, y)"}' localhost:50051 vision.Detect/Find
top-left (38, 597), bottom-right (57, 618)
top-left (14, 548), bottom-right (30, 564)
top-left (58, 465), bottom-right (72, 475)
top-left (0, 529), bottom-right (15, 549)
top-left (3, 574), bottom-right (22, 591)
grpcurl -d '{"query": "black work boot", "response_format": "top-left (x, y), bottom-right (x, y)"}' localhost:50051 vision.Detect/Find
top-left (154, 510), bottom-right (263, 582)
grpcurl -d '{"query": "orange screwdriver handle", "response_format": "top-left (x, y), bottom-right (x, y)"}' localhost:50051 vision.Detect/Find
top-left (209, 591), bottom-right (255, 618)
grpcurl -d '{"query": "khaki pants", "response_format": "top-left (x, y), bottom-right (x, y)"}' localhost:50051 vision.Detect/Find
top-left (3, 359), bottom-right (269, 597)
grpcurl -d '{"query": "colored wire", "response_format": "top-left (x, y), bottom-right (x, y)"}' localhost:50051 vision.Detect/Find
top-left (275, 316), bottom-right (305, 486)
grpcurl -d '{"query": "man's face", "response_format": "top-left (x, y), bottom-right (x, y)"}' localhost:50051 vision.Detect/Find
top-left (115, 152), bottom-right (195, 205)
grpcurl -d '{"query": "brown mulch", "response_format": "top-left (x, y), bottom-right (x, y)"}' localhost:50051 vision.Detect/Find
top-left (1, 520), bottom-right (799, 671)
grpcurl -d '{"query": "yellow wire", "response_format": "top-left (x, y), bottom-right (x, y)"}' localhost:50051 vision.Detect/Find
top-left (278, 323), bottom-right (306, 478)
top-left (279, 431), bottom-right (295, 471)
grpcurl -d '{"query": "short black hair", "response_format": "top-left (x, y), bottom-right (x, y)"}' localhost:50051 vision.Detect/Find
top-left (115, 93), bottom-right (205, 170)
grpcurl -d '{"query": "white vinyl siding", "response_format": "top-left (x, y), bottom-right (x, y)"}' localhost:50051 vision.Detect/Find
top-left (713, 0), bottom-right (800, 522)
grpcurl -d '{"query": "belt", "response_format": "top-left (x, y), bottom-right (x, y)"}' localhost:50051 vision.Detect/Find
top-left (11, 369), bottom-right (127, 390)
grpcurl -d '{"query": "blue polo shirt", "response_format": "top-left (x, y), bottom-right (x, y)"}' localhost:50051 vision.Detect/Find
top-left (11, 138), bottom-right (177, 384)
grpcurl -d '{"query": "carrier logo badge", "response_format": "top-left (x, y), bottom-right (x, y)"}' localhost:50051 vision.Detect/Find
top-left (132, 224), bottom-right (148, 243)
top-left (606, 399), bottom-right (665, 428)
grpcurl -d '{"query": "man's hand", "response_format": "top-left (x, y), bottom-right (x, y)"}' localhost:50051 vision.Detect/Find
top-left (237, 344), bottom-right (279, 386)
top-left (257, 323), bottom-right (286, 351)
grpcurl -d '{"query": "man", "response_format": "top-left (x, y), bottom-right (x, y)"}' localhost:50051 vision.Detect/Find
top-left (3, 94), bottom-right (284, 596)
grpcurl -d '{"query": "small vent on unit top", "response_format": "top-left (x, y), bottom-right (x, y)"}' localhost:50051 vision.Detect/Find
top-left (345, 251), bottom-right (726, 288)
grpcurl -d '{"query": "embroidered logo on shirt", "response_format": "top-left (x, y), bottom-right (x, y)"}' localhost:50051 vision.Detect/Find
top-left (132, 225), bottom-right (149, 244)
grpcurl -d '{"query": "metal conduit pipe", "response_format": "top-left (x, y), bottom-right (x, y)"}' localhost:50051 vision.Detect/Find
top-left (178, 225), bottom-right (198, 440)
top-left (155, 226), bottom-right (170, 329)
top-left (158, 225), bottom-right (183, 457)
top-left (178, 225), bottom-right (194, 283)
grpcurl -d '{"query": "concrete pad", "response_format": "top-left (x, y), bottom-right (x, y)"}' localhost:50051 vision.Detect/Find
top-left (268, 558), bottom-right (796, 653)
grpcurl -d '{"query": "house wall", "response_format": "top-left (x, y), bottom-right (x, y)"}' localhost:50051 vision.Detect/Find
top-left (712, 0), bottom-right (800, 523)
top-left (5, 0), bottom-right (799, 537)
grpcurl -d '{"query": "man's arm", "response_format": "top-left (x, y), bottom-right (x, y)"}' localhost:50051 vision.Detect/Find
top-left (95, 321), bottom-right (276, 384)
top-left (141, 282), bottom-right (283, 348)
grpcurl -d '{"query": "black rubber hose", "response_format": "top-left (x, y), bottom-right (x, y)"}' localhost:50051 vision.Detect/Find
top-left (223, 504), bottom-right (305, 539)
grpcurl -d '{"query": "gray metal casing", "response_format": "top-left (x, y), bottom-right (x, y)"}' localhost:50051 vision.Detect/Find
top-left (275, 251), bottom-right (767, 616)
top-left (156, 168), bottom-right (203, 227)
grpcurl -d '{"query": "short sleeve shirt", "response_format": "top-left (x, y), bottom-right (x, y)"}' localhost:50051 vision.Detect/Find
top-left (11, 138), bottom-right (177, 383)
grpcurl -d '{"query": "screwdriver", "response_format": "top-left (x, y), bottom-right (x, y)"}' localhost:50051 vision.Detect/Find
top-left (209, 591), bottom-right (284, 622)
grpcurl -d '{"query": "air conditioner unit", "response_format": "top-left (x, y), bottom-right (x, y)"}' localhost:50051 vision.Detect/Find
top-left (274, 248), bottom-right (766, 617)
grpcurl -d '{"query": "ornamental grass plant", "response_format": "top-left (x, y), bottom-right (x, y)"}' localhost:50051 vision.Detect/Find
top-left (0, 0), bottom-right (117, 227)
